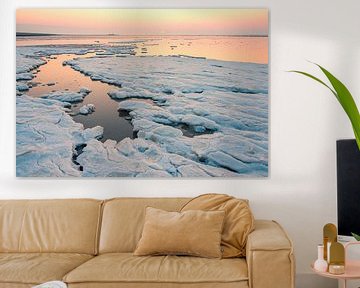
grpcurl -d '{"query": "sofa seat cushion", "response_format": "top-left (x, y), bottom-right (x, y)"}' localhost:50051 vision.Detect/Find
top-left (0, 253), bottom-right (93, 285)
top-left (64, 253), bottom-right (248, 285)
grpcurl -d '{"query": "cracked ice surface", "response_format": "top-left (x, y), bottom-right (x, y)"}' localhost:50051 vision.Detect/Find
top-left (67, 55), bottom-right (268, 176)
top-left (16, 95), bottom-right (103, 177)
top-left (16, 41), bottom-right (268, 177)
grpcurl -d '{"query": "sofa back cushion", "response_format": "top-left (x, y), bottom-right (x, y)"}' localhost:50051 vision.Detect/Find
top-left (99, 198), bottom-right (189, 253)
top-left (0, 199), bottom-right (102, 254)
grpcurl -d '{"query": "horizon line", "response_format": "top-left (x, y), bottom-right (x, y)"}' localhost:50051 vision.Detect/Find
top-left (16, 32), bottom-right (268, 37)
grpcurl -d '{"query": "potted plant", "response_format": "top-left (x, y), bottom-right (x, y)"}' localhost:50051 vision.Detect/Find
top-left (291, 64), bottom-right (360, 240)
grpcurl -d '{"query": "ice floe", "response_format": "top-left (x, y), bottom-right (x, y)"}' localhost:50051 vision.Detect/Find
top-left (16, 95), bottom-right (104, 177)
top-left (16, 73), bottom-right (34, 81)
top-left (16, 52), bottom-right (46, 74)
top-left (79, 104), bottom-right (95, 115)
top-left (16, 83), bottom-right (29, 92)
top-left (79, 87), bottom-right (92, 95)
top-left (41, 88), bottom-right (91, 103)
top-left (68, 55), bottom-right (268, 176)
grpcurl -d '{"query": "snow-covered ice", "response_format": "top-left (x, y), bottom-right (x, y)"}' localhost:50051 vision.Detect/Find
top-left (16, 42), bottom-right (268, 177)
top-left (67, 55), bottom-right (268, 176)
top-left (16, 83), bottom-right (29, 92)
top-left (41, 89), bottom-right (91, 103)
top-left (79, 103), bottom-right (95, 115)
top-left (16, 52), bottom-right (46, 74)
top-left (16, 73), bottom-right (34, 81)
top-left (16, 95), bottom-right (103, 177)
top-left (79, 87), bottom-right (92, 95)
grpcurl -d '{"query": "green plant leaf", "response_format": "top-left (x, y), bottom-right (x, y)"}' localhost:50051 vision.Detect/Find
top-left (316, 65), bottom-right (360, 142)
top-left (289, 70), bottom-right (337, 98)
top-left (288, 70), bottom-right (338, 98)
top-left (290, 64), bottom-right (360, 150)
top-left (351, 232), bottom-right (360, 241)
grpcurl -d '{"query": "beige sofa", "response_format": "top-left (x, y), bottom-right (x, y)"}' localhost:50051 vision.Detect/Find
top-left (0, 198), bottom-right (295, 288)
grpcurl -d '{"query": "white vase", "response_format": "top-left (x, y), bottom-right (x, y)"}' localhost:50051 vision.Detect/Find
top-left (314, 244), bottom-right (328, 272)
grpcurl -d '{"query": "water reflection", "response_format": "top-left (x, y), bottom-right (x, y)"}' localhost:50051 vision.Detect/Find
top-left (27, 53), bottom-right (134, 142)
top-left (17, 35), bottom-right (268, 64)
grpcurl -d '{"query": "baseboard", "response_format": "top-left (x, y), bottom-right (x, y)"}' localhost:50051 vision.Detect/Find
top-left (296, 273), bottom-right (337, 288)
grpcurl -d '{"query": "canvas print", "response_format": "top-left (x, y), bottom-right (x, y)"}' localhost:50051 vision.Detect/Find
top-left (16, 9), bottom-right (269, 177)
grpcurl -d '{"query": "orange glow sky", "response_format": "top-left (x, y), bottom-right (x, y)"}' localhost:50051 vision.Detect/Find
top-left (16, 9), bottom-right (268, 36)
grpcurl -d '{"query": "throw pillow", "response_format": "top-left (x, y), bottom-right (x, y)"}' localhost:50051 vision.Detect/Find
top-left (134, 207), bottom-right (225, 258)
top-left (181, 193), bottom-right (254, 258)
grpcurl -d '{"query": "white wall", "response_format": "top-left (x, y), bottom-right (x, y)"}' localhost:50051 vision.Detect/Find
top-left (1, 0), bottom-right (360, 287)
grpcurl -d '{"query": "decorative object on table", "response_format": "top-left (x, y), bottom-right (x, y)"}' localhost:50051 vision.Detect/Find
top-left (329, 242), bottom-right (345, 275)
top-left (328, 264), bottom-right (345, 275)
top-left (16, 9), bottom-right (269, 178)
top-left (312, 233), bottom-right (360, 288)
top-left (32, 281), bottom-right (67, 288)
top-left (314, 244), bottom-right (328, 272)
top-left (323, 223), bottom-right (337, 262)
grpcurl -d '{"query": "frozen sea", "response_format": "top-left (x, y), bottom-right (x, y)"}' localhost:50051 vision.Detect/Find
top-left (16, 35), bottom-right (269, 177)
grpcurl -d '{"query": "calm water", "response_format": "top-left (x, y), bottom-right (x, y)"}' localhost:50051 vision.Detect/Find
top-left (16, 35), bottom-right (268, 64)
top-left (26, 53), bottom-right (134, 142)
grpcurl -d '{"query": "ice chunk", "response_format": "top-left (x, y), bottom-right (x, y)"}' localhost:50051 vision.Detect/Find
top-left (41, 91), bottom-right (88, 103)
top-left (16, 73), bottom-right (34, 81)
top-left (16, 83), bottom-right (29, 92)
top-left (16, 50), bottom-right (46, 74)
top-left (76, 139), bottom-right (144, 177)
top-left (81, 126), bottom-right (103, 142)
top-left (79, 104), bottom-right (95, 115)
top-left (132, 118), bottom-right (162, 133)
top-left (177, 164), bottom-right (210, 177)
top-left (152, 126), bottom-right (183, 138)
top-left (182, 87), bottom-right (204, 94)
top-left (79, 87), bottom-right (92, 95)
top-left (118, 100), bottom-right (154, 111)
top-left (206, 151), bottom-right (250, 174)
top-left (180, 114), bottom-right (219, 131)
top-left (161, 87), bottom-right (174, 95)
top-left (116, 137), bottom-right (137, 156)
top-left (108, 87), bottom-right (155, 100)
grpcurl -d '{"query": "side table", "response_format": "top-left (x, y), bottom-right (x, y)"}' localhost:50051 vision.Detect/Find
top-left (311, 242), bottom-right (360, 288)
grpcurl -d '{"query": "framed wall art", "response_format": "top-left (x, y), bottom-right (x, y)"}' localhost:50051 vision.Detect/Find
top-left (16, 9), bottom-right (269, 177)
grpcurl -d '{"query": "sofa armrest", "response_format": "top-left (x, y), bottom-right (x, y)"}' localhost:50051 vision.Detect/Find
top-left (246, 220), bottom-right (295, 288)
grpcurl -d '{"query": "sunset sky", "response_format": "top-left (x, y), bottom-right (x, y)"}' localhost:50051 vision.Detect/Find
top-left (16, 9), bottom-right (268, 36)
